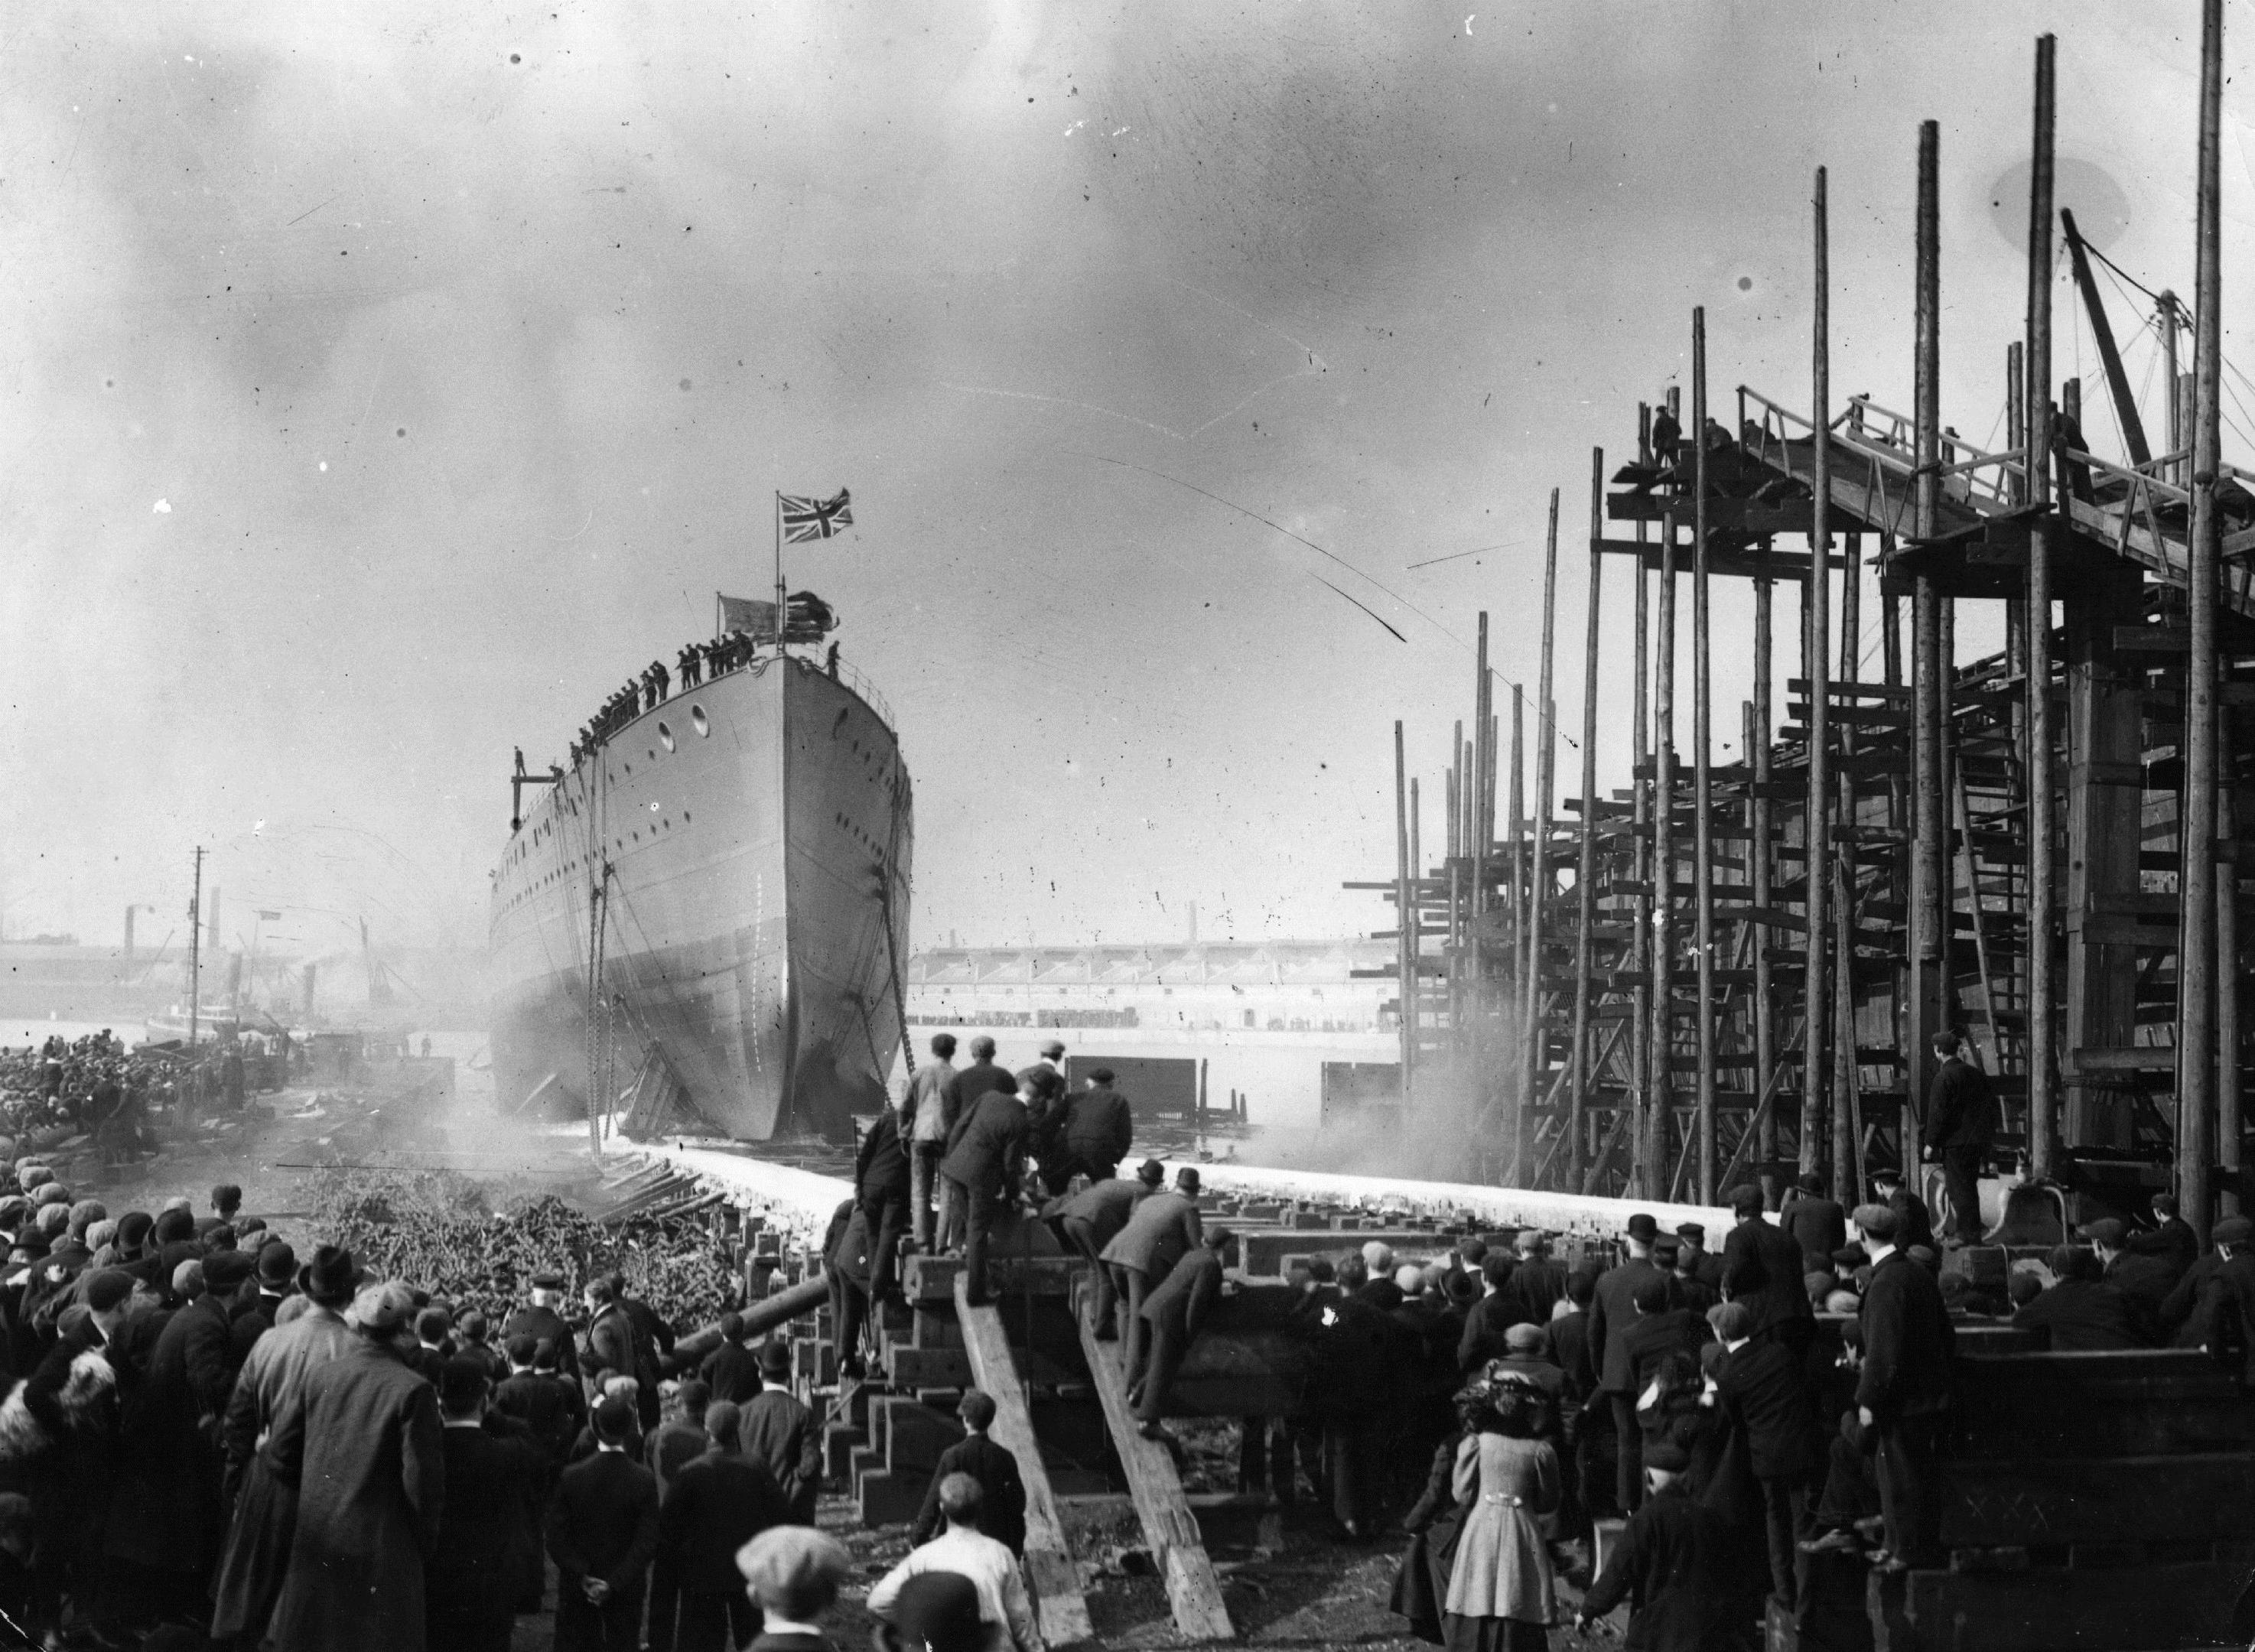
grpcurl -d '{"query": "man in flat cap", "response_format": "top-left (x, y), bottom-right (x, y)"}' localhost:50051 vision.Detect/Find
top-left (868, 1473), bottom-right (1044, 1652)
top-left (2162, 1215), bottom-right (2250, 1346)
top-left (1575, 1435), bottom-right (1737, 1644)
top-left (2081, 1217), bottom-right (2176, 1323)
top-left (911, 1390), bottom-right (1027, 1556)
top-left (1587, 1212), bottom-right (1669, 1514)
top-left (1061, 1067), bottom-right (1133, 1187)
top-left (1869, 1167), bottom-right (1934, 1255)
top-left (1919, 1029), bottom-right (1997, 1245)
top-left (1850, 1202), bottom-right (1953, 1571)
top-left (265, 1281), bottom-right (445, 1652)
top-left (736, 1525), bottom-right (852, 1652)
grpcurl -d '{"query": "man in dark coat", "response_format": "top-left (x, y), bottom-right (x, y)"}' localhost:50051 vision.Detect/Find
top-left (1720, 1183), bottom-right (1816, 1359)
top-left (939, 1075), bottom-right (1030, 1307)
top-left (1017, 1065), bottom-right (1072, 1198)
top-left (493, 1335), bottom-right (575, 1463)
top-left (2162, 1215), bottom-right (2247, 1347)
top-left (1619, 1275), bottom-right (1713, 1393)
top-left (699, 1313), bottom-right (763, 1405)
top-left (1098, 1166), bottom-right (1205, 1377)
top-left (1870, 1168), bottom-right (1934, 1255)
top-left (1062, 1068), bottom-right (1134, 1185)
top-left (1133, 1228), bottom-right (1231, 1439)
top-left (229, 1240), bottom-right (296, 1365)
top-left (738, 1339), bottom-right (824, 1524)
top-left (1920, 1032), bottom-right (1998, 1244)
top-left (855, 1104), bottom-right (913, 1306)
top-left (547, 1396), bottom-right (660, 1651)
top-left (1457, 1250), bottom-right (1535, 1374)
top-left (936, 1037), bottom-right (1016, 1162)
top-left (1507, 1229), bottom-right (1570, 1322)
top-left (264, 1283), bottom-right (447, 1652)
top-left (2012, 1244), bottom-right (2149, 1350)
top-left (1784, 1172), bottom-right (1848, 1271)
top-left (1588, 1213), bottom-right (1669, 1515)
top-left (658, 1400), bottom-right (790, 1652)
top-left (501, 1269), bottom-right (580, 1384)
top-left (210, 1244), bottom-right (360, 1646)
top-left (2084, 1218), bottom-right (2179, 1322)
top-left (1853, 1202), bottom-right (1954, 1569)
top-left (428, 1360), bottom-right (545, 1652)
top-left (909, 1388), bottom-right (1028, 1555)
top-left (2126, 1192), bottom-right (2201, 1286)
top-left (1049, 1161), bottom-right (1160, 1335)
top-left (105, 1258), bottom-right (232, 1622)
top-left (1574, 1440), bottom-right (1738, 1649)
top-left (1711, 1300), bottom-right (1812, 1607)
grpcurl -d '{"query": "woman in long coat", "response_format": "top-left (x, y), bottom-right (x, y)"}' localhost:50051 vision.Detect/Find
top-left (1440, 1371), bottom-right (1560, 1652)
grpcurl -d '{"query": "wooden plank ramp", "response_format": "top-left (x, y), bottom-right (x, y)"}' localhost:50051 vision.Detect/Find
top-left (952, 1275), bottom-right (1096, 1649)
top-left (1073, 1300), bottom-right (1236, 1641)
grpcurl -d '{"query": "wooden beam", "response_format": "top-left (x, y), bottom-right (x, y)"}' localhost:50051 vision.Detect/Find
top-left (1075, 1313), bottom-right (1236, 1642)
top-left (953, 1276), bottom-right (1095, 1649)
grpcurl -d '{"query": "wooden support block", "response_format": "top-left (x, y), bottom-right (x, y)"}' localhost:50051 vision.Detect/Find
top-left (1076, 1314), bottom-right (1235, 1641)
top-left (1868, 1556), bottom-right (2255, 1652)
top-left (902, 1251), bottom-right (1075, 1305)
top-left (954, 1276), bottom-right (1096, 1648)
top-left (887, 1345), bottom-right (975, 1389)
top-left (1938, 1453), bottom-right (2255, 1547)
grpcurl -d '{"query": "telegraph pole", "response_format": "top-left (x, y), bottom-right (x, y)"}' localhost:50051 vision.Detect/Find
top-left (187, 847), bottom-right (206, 1050)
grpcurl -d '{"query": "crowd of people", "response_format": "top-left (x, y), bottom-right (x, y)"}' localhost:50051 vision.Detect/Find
top-left (0, 1033), bottom-right (283, 1167)
top-left (566, 601), bottom-right (847, 769)
top-left (0, 1166), bottom-right (887, 1652)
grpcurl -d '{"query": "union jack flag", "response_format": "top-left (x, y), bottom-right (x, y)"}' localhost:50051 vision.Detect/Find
top-left (779, 488), bottom-right (854, 543)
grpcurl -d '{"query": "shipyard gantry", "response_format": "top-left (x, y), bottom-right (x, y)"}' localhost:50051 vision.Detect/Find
top-left (1370, 24), bottom-right (2250, 1237)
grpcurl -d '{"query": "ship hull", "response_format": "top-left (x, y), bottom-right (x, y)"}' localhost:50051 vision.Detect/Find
top-left (487, 655), bottom-right (912, 1140)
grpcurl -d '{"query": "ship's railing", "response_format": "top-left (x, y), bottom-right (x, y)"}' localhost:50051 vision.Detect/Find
top-left (822, 654), bottom-right (896, 730)
top-left (578, 639), bottom-right (898, 765)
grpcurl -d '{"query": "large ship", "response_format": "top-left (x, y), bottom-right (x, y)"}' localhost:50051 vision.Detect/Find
top-left (487, 633), bottom-right (913, 1141)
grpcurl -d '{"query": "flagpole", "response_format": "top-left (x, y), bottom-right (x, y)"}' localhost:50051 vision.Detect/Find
top-left (773, 491), bottom-right (786, 659)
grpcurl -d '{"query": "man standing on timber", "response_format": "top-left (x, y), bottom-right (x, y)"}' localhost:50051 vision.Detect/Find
top-left (1051, 1159), bottom-right (1163, 1336)
top-left (940, 1071), bottom-right (1031, 1309)
top-left (1061, 1068), bottom-right (1134, 1186)
top-left (1131, 1228), bottom-right (1232, 1442)
top-left (902, 1032), bottom-right (958, 1251)
top-left (938, 1037), bottom-right (1018, 1254)
top-left (1851, 1202), bottom-right (1954, 1570)
top-left (1920, 1030), bottom-right (1997, 1246)
top-left (1099, 1166), bottom-right (1205, 1379)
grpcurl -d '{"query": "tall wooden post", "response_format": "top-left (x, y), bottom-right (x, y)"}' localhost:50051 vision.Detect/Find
top-left (1473, 618), bottom-right (1491, 928)
top-left (2182, 0), bottom-right (2224, 1238)
top-left (1690, 311), bottom-right (1717, 1202)
top-left (1396, 721), bottom-right (1416, 1101)
top-left (1571, 450), bottom-right (1606, 1185)
top-left (1837, 535), bottom-right (1863, 1179)
top-left (2222, 703), bottom-right (2241, 1218)
top-left (1753, 577), bottom-right (1777, 1172)
top-left (1648, 386), bottom-right (1682, 1198)
top-left (1908, 119), bottom-right (1945, 1173)
top-left (2026, 35), bottom-right (2060, 1181)
top-left (1508, 694), bottom-right (1524, 988)
top-left (1625, 405), bottom-right (1655, 1195)
top-left (1807, 166), bottom-right (1836, 1188)
top-left (1523, 488), bottom-right (1561, 1183)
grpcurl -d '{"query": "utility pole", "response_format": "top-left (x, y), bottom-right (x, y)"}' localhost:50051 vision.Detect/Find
top-left (187, 847), bottom-right (206, 1050)
top-left (1808, 166), bottom-right (1837, 1189)
top-left (2182, 0), bottom-right (2224, 1239)
top-left (2026, 34), bottom-right (2060, 1182)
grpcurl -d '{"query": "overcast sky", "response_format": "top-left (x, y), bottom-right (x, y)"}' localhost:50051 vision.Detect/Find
top-left (0, 2), bottom-right (2244, 956)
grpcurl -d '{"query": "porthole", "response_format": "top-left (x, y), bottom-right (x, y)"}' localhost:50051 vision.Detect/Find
top-left (691, 704), bottom-right (709, 737)
top-left (658, 724), bottom-right (675, 752)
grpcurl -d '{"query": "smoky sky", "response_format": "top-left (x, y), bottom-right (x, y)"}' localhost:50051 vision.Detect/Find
top-left (0, 2), bottom-right (2243, 956)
